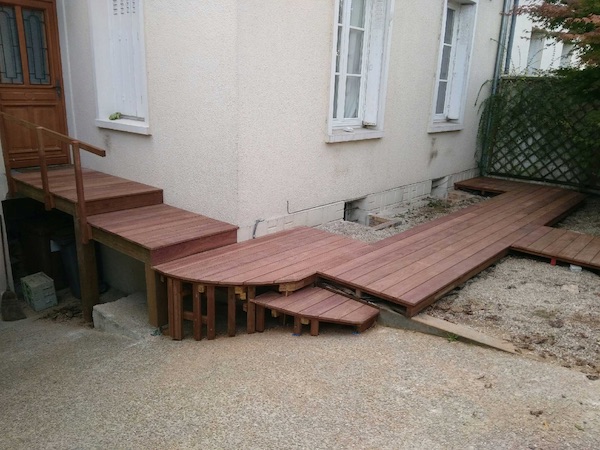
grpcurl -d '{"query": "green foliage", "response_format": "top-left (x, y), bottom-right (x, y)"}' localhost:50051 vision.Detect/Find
top-left (478, 75), bottom-right (600, 190)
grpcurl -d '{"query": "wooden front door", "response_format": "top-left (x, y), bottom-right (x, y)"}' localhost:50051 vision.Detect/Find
top-left (0, 0), bottom-right (69, 169)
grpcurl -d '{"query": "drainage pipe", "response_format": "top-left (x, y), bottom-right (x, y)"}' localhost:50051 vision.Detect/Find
top-left (482, 0), bottom-right (514, 174)
top-left (491, 0), bottom-right (513, 96)
top-left (503, 0), bottom-right (520, 74)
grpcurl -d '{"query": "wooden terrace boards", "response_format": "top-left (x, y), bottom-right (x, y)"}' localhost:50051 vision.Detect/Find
top-left (154, 227), bottom-right (371, 287)
top-left (321, 182), bottom-right (587, 315)
top-left (11, 165), bottom-right (238, 326)
top-left (252, 287), bottom-right (380, 336)
top-left (12, 166), bottom-right (163, 216)
top-left (512, 227), bottom-right (600, 270)
top-left (87, 204), bottom-right (238, 266)
top-left (12, 166), bottom-right (599, 341)
top-left (156, 177), bottom-right (594, 338)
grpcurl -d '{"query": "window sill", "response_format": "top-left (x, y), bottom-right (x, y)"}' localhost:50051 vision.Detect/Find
top-left (326, 128), bottom-right (384, 143)
top-left (428, 121), bottom-right (464, 133)
top-left (96, 118), bottom-right (151, 135)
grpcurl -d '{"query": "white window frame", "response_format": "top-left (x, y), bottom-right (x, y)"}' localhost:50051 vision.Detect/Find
top-left (327, 0), bottom-right (394, 143)
top-left (88, 0), bottom-right (150, 135)
top-left (429, 0), bottom-right (478, 133)
top-left (526, 28), bottom-right (545, 75)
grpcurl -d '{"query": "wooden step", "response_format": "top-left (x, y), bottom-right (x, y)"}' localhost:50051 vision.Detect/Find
top-left (12, 166), bottom-right (163, 216)
top-left (511, 226), bottom-right (600, 270)
top-left (251, 287), bottom-right (379, 335)
top-left (88, 204), bottom-right (238, 265)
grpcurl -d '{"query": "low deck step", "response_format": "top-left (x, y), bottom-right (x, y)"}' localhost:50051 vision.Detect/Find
top-left (12, 166), bottom-right (164, 215)
top-left (511, 226), bottom-right (600, 269)
top-left (88, 204), bottom-right (238, 265)
top-left (252, 287), bottom-right (379, 335)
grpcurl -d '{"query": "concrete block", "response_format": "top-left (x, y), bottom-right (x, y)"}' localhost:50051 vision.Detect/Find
top-left (93, 292), bottom-right (158, 340)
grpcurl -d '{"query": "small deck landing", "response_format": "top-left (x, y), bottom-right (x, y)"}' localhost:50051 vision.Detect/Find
top-left (512, 226), bottom-right (600, 269)
top-left (88, 204), bottom-right (238, 265)
top-left (251, 287), bottom-right (379, 335)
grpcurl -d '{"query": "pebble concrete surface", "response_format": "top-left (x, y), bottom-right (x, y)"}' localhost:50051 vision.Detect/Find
top-left (1, 318), bottom-right (599, 449)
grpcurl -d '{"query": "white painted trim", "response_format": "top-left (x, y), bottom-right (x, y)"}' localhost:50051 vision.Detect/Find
top-left (95, 118), bottom-right (151, 135)
top-left (430, 0), bottom-right (478, 129)
top-left (88, 0), bottom-right (150, 134)
top-left (56, 0), bottom-right (76, 136)
top-left (327, 0), bottom-right (393, 138)
top-left (428, 121), bottom-right (464, 133)
top-left (326, 128), bottom-right (384, 143)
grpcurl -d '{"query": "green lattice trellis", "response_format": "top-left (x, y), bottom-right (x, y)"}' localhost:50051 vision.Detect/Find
top-left (479, 76), bottom-right (600, 190)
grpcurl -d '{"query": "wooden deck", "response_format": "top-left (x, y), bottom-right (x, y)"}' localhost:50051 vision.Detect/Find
top-left (156, 177), bottom-right (594, 338)
top-left (10, 152), bottom-right (598, 341)
top-left (252, 287), bottom-right (379, 336)
top-left (322, 181), bottom-right (587, 315)
top-left (11, 166), bottom-right (238, 326)
top-left (87, 204), bottom-right (238, 266)
top-left (154, 227), bottom-right (370, 288)
top-left (12, 166), bottom-right (164, 215)
top-left (512, 227), bottom-right (600, 269)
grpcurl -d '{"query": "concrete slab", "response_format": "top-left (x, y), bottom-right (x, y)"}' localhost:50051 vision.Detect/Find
top-left (93, 292), bottom-right (158, 340)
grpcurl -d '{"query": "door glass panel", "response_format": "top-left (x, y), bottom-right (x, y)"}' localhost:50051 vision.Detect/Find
top-left (22, 8), bottom-right (50, 85)
top-left (0, 6), bottom-right (23, 84)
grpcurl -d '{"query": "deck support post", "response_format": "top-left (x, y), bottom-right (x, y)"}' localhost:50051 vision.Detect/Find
top-left (146, 264), bottom-right (168, 327)
top-left (193, 283), bottom-right (203, 341)
top-left (255, 305), bottom-right (265, 332)
top-left (293, 316), bottom-right (302, 335)
top-left (310, 320), bottom-right (319, 336)
top-left (247, 286), bottom-right (256, 334)
top-left (227, 286), bottom-right (236, 337)
top-left (169, 278), bottom-right (183, 340)
top-left (74, 216), bottom-right (99, 322)
top-left (206, 285), bottom-right (216, 340)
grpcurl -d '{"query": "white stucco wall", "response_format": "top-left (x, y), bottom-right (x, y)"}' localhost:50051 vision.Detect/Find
top-left (507, 1), bottom-right (577, 74)
top-left (235, 0), bottom-right (501, 233)
top-left (0, 0), bottom-right (504, 294)
top-left (57, 0), bottom-right (240, 225)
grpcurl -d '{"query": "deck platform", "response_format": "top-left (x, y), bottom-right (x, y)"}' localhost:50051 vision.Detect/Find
top-left (156, 180), bottom-right (588, 321)
top-left (512, 226), bottom-right (600, 269)
top-left (251, 287), bottom-right (379, 336)
top-left (13, 166), bottom-right (164, 215)
top-left (11, 161), bottom-right (598, 340)
top-left (87, 204), bottom-right (238, 266)
top-left (11, 165), bottom-right (238, 326)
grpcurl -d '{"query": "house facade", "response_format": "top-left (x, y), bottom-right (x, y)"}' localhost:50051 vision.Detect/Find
top-left (506, 0), bottom-right (576, 75)
top-left (0, 0), bottom-right (505, 293)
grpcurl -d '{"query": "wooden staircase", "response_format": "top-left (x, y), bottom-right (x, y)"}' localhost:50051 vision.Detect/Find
top-left (1, 112), bottom-right (237, 326)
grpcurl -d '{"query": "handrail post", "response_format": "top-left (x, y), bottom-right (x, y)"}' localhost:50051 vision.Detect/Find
top-left (35, 126), bottom-right (54, 210)
top-left (0, 113), bottom-right (16, 196)
top-left (71, 140), bottom-right (90, 243)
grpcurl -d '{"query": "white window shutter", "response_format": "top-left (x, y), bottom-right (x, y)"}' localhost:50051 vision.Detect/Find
top-left (362, 0), bottom-right (386, 126)
top-left (109, 0), bottom-right (142, 118)
top-left (447, 4), bottom-right (474, 121)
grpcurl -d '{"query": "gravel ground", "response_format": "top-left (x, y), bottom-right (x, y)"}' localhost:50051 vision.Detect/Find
top-left (1, 190), bottom-right (599, 448)
top-left (319, 191), bottom-right (600, 377)
top-left (1, 315), bottom-right (599, 449)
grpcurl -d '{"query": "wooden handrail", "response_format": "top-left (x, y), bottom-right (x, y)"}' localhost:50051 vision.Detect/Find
top-left (0, 111), bottom-right (107, 243)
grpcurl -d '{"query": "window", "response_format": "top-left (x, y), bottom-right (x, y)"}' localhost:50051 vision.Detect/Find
top-left (89, 0), bottom-right (149, 134)
top-left (559, 43), bottom-right (574, 68)
top-left (328, 0), bottom-right (393, 142)
top-left (526, 29), bottom-right (545, 75)
top-left (430, 0), bottom-right (477, 133)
